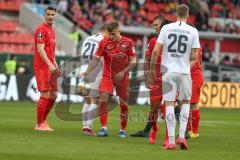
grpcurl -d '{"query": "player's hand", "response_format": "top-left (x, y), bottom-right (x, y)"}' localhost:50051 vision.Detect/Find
top-left (55, 67), bottom-right (61, 77)
top-left (49, 64), bottom-right (61, 76)
top-left (49, 64), bottom-right (56, 73)
top-left (114, 71), bottom-right (125, 81)
top-left (79, 72), bottom-right (87, 78)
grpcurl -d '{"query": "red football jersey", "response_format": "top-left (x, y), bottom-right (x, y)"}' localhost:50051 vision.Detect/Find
top-left (96, 36), bottom-right (136, 82)
top-left (34, 23), bottom-right (56, 69)
top-left (191, 48), bottom-right (204, 81)
top-left (145, 36), bottom-right (162, 77)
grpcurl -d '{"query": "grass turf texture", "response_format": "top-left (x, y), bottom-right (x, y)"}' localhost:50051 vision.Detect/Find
top-left (0, 101), bottom-right (240, 160)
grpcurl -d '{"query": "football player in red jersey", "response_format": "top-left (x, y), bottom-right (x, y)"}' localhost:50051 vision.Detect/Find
top-left (80, 21), bottom-right (136, 137)
top-left (131, 14), bottom-right (167, 140)
top-left (33, 6), bottom-right (60, 131)
top-left (188, 48), bottom-right (204, 138)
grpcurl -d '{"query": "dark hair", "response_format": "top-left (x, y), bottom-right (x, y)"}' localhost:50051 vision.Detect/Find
top-left (107, 21), bottom-right (119, 33)
top-left (160, 19), bottom-right (172, 29)
top-left (10, 54), bottom-right (16, 60)
top-left (45, 6), bottom-right (57, 13)
top-left (99, 23), bottom-right (108, 32)
top-left (153, 14), bottom-right (166, 22)
top-left (177, 4), bottom-right (189, 18)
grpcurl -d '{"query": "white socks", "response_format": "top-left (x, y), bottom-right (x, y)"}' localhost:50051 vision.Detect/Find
top-left (87, 103), bottom-right (97, 128)
top-left (82, 103), bottom-right (90, 129)
top-left (166, 106), bottom-right (176, 144)
top-left (179, 103), bottom-right (190, 138)
top-left (82, 103), bottom-right (98, 129)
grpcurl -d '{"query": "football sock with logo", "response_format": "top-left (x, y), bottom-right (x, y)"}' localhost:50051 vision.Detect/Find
top-left (82, 103), bottom-right (90, 129)
top-left (166, 106), bottom-right (176, 144)
top-left (87, 103), bottom-right (98, 129)
top-left (179, 104), bottom-right (190, 138)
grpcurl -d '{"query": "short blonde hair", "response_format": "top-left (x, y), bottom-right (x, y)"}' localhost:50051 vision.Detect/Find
top-left (177, 4), bottom-right (189, 18)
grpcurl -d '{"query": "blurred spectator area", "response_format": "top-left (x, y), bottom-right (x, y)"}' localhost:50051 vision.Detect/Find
top-left (57, 0), bottom-right (240, 34)
top-left (0, 0), bottom-right (27, 12)
top-left (0, 0), bottom-right (34, 55)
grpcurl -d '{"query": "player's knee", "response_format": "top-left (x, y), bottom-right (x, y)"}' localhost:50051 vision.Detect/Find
top-left (84, 97), bottom-right (91, 104)
top-left (119, 98), bottom-right (128, 106)
top-left (100, 92), bottom-right (109, 102)
top-left (91, 98), bottom-right (98, 104)
top-left (150, 100), bottom-right (160, 109)
top-left (181, 99), bottom-right (191, 104)
top-left (191, 103), bottom-right (199, 110)
top-left (40, 91), bottom-right (50, 98)
top-left (49, 91), bottom-right (57, 100)
top-left (165, 101), bottom-right (175, 107)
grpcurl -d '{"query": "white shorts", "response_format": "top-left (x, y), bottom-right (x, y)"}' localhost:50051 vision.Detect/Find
top-left (80, 63), bottom-right (103, 98)
top-left (162, 72), bottom-right (192, 101)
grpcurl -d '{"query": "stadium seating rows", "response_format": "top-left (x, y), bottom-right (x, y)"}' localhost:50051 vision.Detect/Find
top-left (0, 21), bottom-right (17, 32)
top-left (0, 43), bottom-right (33, 54)
top-left (0, 1), bottom-right (22, 12)
top-left (0, 18), bottom-right (34, 55)
top-left (0, 32), bottom-right (33, 44)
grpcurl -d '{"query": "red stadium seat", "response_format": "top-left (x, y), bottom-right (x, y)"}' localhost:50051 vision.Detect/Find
top-left (166, 14), bottom-right (177, 22)
top-left (0, 1), bottom-right (21, 12)
top-left (158, 3), bottom-right (165, 12)
top-left (146, 3), bottom-right (159, 12)
top-left (115, 1), bottom-right (128, 10)
top-left (187, 16), bottom-right (196, 25)
top-left (147, 12), bottom-right (158, 22)
top-left (0, 44), bottom-right (3, 53)
top-left (1, 33), bottom-right (8, 43)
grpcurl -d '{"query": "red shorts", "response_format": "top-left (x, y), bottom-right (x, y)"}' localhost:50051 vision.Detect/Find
top-left (149, 80), bottom-right (162, 102)
top-left (34, 68), bottom-right (58, 92)
top-left (99, 77), bottom-right (129, 100)
top-left (191, 80), bottom-right (204, 104)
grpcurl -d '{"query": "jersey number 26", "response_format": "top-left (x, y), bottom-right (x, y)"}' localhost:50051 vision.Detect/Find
top-left (168, 33), bottom-right (188, 54)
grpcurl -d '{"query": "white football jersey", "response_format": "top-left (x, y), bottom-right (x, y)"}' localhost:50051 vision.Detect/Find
top-left (80, 34), bottom-right (104, 75)
top-left (157, 21), bottom-right (200, 74)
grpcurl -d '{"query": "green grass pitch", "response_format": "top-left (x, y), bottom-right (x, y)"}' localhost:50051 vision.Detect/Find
top-left (0, 101), bottom-right (240, 160)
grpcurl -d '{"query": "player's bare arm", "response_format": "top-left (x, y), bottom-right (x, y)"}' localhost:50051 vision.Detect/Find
top-left (149, 43), bottom-right (162, 83)
top-left (190, 48), bottom-right (198, 69)
top-left (37, 43), bottom-right (56, 73)
top-left (114, 55), bottom-right (136, 81)
top-left (144, 56), bottom-right (151, 87)
top-left (80, 55), bottom-right (101, 77)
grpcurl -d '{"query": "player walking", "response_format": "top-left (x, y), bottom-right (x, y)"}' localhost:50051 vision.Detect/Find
top-left (188, 48), bottom-right (204, 138)
top-left (33, 7), bottom-right (60, 131)
top-left (150, 4), bottom-right (200, 150)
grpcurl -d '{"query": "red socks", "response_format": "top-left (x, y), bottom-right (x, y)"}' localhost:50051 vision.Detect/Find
top-left (187, 110), bottom-right (193, 132)
top-left (36, 96), bottom-right (49, 125)
top-left (37, 97), bottom-right (56, 125)
top-left (192, 109), bottom-right (200, 134)
top-left (99, 101), bottom-right (108, 128)
top-left (120, 103), bottom-right (128, 130)
top-left (164, 125), bottom-right (168, 141)
top-left (43, 98), bottom-right (56, 121)
top-left (160, 104), bottom-right (166, 119)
